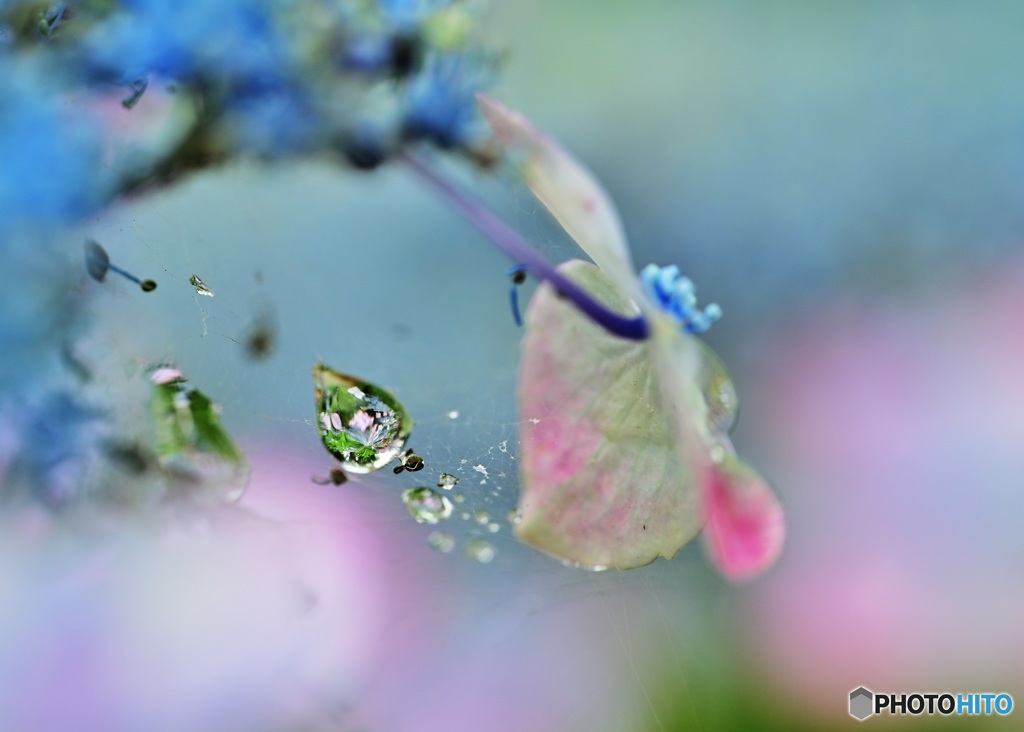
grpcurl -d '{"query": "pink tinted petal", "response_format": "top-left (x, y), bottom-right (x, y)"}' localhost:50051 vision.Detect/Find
top-left (517, 260), bottom-right (703, 569)
top-left (702, 455), bottom-right (785, 581)
top-left (477, 95), bottom-right (640, 299)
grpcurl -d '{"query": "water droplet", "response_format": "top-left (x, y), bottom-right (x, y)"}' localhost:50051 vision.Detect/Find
top-left (472, 464), bottom-right (489, 478)
top-left (313, 363), bottom-right (412, 473)
top-left (559, 558), bottom-right (609, 572)
top-left (149, 366), bottom-right (249, 502)
top-left (498, 440), bottom-right (508, 453)
top-left (437, 472), bottom-right (459, 489)
top-left (447, 410), bottom-right (459, 420)
top-left (460, 511), bottom-right (470, 520)
top-left (507, 509), bottom-right (522, 525)
top-left (402, 487), bottom-right (453, 524)
top-left (464, 537), bottom-right (496, 564)
top-left (487, 522), bottom-right (500, 533)
top-left (473, 509), bottom-right (490, 525)
top-left (427, 530), bottom-right (456, 553)
top-left (189, 274), bottom-right (215, 297)
top-left (452, 493), bottom-right (465, 503)
top-left (709, 444), bottom-right (727, 465)
top-left (697, 342), bottom-right (738, 435)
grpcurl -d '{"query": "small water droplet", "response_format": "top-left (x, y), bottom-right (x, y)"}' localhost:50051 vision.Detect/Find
top-left (447, 410), bottom-right (459, 420)
top-left (697, 342), bottom-right (738, 435)
top-left (709, 444), bottom-right (726, 464)
top-left (460, 511), bottom-right (470, 520)
top-left (487, 522), bottom-right (500, 533)
top-left (427, 531), bottom-right (456, 553)
top-left (472, 464), bottom-right (489, 478)
top-left (437, 472), bottom-right (459, 489)
top-left (498, 440), bottom-right (508, 453)
top-left (473, 509), bottom-right (489, 525)
top-left (402, 487), bottom-right (453, 524)
top-left (452, 493), bottom-right (465, 503)
top-left (313, 363), bottom-right (412, 473)
top-left (507, 509), bottom-right (522, 525)
top-left (189, 274), bottom-right (215, 297)
top-left (464, 537), bottom-right (496, 564)
top-left (559, 558), bottom-right (609, 572)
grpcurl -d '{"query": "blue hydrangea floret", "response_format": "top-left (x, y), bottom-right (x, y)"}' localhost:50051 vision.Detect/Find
top-left (640, 263), bottom-right (722, 335)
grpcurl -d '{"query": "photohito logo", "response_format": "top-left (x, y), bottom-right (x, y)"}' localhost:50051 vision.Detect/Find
top-left (849, 687), bottom-right (1014, 721)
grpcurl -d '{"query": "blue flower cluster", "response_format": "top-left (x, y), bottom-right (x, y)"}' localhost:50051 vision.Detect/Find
top-left (0, 0), bottom-right (500, 504)
top-left (1, 0), bottom-right (496, 164)
top-left (640, 263), bottom-right (722, 335)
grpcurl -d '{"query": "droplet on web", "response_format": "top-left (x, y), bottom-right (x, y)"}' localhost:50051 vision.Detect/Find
top-left (402, 487), bottom-right (453, 524)
top-left (473, 509), bottom-right (490, 525)
top-left (313, 363), bottom-right (412, 473)
top-left (447, 410), bottom-right (459, 420)
top-left (427, 531), bottom-right (456, 553)
top-left (437, 472), bottom-right (459, 489)
top-left (148, 365), bottom-right (249, 502)
top-left (189, 274), bottom-right (215, 297)
top-left (464, 537), bottom-right (496, 564)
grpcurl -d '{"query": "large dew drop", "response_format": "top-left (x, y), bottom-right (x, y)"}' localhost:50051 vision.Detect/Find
top-left (314, 363), bottom-right (413, 473)
top-left (402, 487), bottom-right (453, 524)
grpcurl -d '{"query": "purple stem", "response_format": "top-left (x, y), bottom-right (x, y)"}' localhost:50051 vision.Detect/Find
top-left (402, 153), bottom-right (649, 341)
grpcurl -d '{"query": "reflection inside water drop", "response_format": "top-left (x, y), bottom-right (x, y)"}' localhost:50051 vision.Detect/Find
top-left (313, 363), bottom-right (412, 473)
top-left (402, 487), bottom-right (453, 524)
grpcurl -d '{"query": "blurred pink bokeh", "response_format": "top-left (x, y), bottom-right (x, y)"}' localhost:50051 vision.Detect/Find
top-left (743, 257), bottom-right (1024, 719)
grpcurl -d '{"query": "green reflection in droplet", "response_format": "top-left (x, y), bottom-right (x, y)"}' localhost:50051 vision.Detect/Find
top-left (313, 363), bottom-right (413, 474)
top-left (402, 487), bottom-right (454, 524)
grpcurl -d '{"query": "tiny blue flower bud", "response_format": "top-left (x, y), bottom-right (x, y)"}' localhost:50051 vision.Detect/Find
top-left (640, 263), bottom-right (722, 335)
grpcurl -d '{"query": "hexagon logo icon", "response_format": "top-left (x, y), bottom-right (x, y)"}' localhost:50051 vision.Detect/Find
top-left (849, 687), bottom-right (874, 721)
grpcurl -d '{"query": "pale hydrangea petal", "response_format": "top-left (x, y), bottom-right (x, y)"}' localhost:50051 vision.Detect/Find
top-left (648, 309), bottom-right (785, 580)
top-left (517, 260), bottom-right (702, 569)
top-left (477, 95), bottom-right (640, 298)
